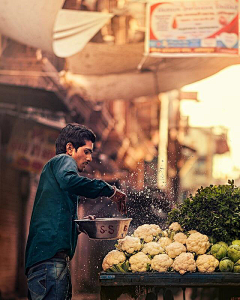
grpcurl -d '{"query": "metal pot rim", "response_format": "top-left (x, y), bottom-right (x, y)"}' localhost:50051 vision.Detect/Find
top-left (74, 218), bottom-right (132, 222)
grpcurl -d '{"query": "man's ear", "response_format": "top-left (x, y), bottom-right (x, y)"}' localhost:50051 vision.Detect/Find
top-left (66, 142), bottom-right (74, 156)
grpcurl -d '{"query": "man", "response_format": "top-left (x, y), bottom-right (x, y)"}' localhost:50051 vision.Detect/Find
top-left (25, 123), bottom-right (126, 300)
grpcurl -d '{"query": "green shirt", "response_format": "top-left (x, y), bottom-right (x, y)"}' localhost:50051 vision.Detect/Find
top-left (25, 154), bottom-right (114, 272)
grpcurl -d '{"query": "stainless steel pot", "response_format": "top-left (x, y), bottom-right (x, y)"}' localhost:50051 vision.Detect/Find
top-left (74, 218), bottom-right (132, 240)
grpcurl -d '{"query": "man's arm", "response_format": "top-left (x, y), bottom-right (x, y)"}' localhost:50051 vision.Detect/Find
top-left (53, 155), bottom-right (127, 214)
top-left (53, 155), bottom-right (115, 198)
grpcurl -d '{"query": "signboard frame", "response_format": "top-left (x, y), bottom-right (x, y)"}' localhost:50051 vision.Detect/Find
top-left (145, 0), bottom-right (239, 57)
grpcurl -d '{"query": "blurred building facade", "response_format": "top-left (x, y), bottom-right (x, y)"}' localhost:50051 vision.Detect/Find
top-left (0, 0), bottom-right (232, 298)
top-left (180, 126), bottom-right (230, 197)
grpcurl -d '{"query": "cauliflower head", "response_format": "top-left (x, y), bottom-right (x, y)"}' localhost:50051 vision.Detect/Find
top-left (102, 250), bottom-right (126, 271)
top-left (142, 242), bottom-right (164, 256)
top-left (169, 222), bottom-right (183, 232)
top-left (133, 224), bottom-right (162, 243)
top-left (129, 252), bottom-right (151, 272)
top-left (150, 224), bottom-right (162, 234)
top-left (116, 236), bottom-right (142, 254)
top-left (172, 252), bottom-right (196, 275)
top-left (186, 232), bottom-right (210, 255)
top-left (151, 254), bottom-right (173, 272)
top-left (158, 237), bottom-right (172, 249)
top-left (188, 230), bottom-right (198, 235)
top-left (173, 232), bottom-right (188, 244)
top-left (165, 242), bottom-right (186, 258)
top-left (196, 254), bottom-right (219, 273)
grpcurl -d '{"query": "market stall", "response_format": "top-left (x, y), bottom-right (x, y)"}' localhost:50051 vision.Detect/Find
top-left (96, 181), bottom-right (240, 300)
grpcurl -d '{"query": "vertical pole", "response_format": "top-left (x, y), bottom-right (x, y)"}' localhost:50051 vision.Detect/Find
top-left (157, 93), bottom-right (169, 190)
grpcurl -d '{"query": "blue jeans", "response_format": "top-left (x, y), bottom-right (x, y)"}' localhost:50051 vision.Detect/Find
top-left (27, 258), bottom-right (72, 300)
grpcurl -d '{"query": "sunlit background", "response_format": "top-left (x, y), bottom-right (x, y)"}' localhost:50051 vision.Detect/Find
top-left (181, 65), bottom-right (240, 180)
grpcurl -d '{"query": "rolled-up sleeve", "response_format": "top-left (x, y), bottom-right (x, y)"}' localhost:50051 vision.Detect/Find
top-left (52, 155), bottom-right (114, 198)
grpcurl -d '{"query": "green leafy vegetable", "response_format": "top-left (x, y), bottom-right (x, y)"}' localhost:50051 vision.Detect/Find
top-left (232, 240), bottom-right (240, 246)
top-left (211, 244), bottom-right (227, 260)
top-left (107, 261), bottom-right (130, 273)
top-left (219, 257), bottom-right (234, 272)
top-left (167, 180), bottom-right (240, 243)
top-left (234, 259), bottom-right (240, 273)
top-left (217, 241), bottom-right (228, 249)
top-left (227, 244), bottom-right (240, 263)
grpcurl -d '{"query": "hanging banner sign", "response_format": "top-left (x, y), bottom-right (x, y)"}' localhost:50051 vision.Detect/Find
top-left (145, 0), bottom-right (239, 56)
top-left (7, 119), bottom-right (59, 174)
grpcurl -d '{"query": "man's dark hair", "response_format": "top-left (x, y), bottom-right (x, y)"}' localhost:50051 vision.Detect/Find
top-left (55, 123), bottom-right (96, 155)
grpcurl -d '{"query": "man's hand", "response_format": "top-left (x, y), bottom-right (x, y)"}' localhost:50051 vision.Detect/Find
top-left (83, 215), bottom-right (96, 220)
top-left (110, 188), bottom-right (127, 215)
top-left (77, 215), bottom-right (96, 235)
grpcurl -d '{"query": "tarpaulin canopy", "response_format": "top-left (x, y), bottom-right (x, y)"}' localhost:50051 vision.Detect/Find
top-left (0, 0), bottom-right (113, 57)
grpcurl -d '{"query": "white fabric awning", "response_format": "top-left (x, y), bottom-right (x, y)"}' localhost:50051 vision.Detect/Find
top-left (0, 0), bottom-right (113, 57)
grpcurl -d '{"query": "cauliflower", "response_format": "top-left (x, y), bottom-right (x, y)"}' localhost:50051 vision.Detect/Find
top-left (169, 222), bottom-right (183, 232)
top-left (102, 250), bottom-right (126, 271)
top-left (116, 236), bottom-right (142, 254)
top-left (188, 230), bottom-right (198, 235)
top-left (129, 252), bottom-right (151, 272)
top-left (172, 253), bottom-right (196, 275)
top-left (186, 232), bottom-right (210, 255)
top-left (173, 232), bottom-right (188, 244)
top-left (133, 224), bottom-right (162, 243)
top-left (150, 224), bottom-right (162, 234)
top-left (142, 242), bottom-right (164, 256)
top-left (165, 242), bottom-right (186, 258)
top-left (158, 237), bottom-right (172, 249)
top-left (151, 254), bottom-right (173, 272)
top-left (196, 254), bottom-right (219, 273)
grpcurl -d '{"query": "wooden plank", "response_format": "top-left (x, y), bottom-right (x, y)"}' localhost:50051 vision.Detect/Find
top-left (100, 272), bottom-right (240, 287)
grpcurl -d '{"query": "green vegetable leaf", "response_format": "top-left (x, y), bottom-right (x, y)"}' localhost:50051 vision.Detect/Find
top-left (167, 180), bottom-right (240, 243)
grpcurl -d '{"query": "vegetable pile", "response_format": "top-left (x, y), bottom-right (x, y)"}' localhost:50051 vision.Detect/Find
top-left (168, 180), bottom-right (240, 243)
top-left (102, 222), bottom-right (240, 275)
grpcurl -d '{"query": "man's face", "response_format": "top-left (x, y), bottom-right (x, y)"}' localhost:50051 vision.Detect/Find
top-left (68, 140), bottom-right (93, 172)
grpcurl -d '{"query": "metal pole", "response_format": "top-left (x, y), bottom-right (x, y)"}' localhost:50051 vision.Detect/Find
top-left (157, 93), bottom-right (169, 190)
